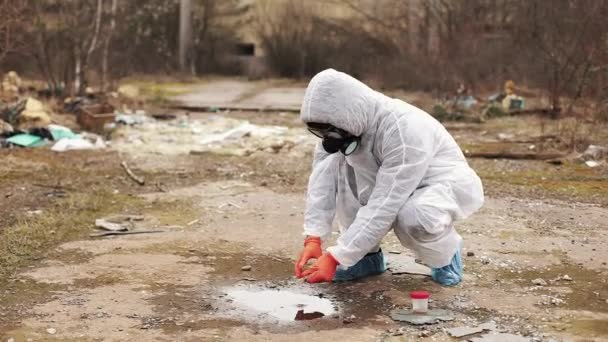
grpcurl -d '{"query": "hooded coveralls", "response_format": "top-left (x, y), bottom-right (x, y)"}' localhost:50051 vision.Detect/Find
top-left (301, 69), bottom-right (484, 269)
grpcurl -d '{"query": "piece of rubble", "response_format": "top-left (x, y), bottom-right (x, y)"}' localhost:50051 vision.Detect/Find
top-left (467, 252), bottom-right (475, 257)
top-left (46, 328), bottom-right (57, 335)
top-left (469, 333), bottom-right (531, 342)
top-left (447, 322), bottom-right (497, 338)
top-left (388, 250), bottom-right (402, 254)
top-left (95, 219), bottom-right (128, 232)
top-left (387, 254), bottom-right (431, 276)
top-left (561, 274), bottom-right (572, 281)
top-left (531, 278), bottom-right (547, 286)
top-left (391, 308), bottom-right (454, 325)
top-left (241, 265), bottom-right (252, 271)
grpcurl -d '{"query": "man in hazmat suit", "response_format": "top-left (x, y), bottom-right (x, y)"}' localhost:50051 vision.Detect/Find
top-left (294, 69), bottom-right (484, 286)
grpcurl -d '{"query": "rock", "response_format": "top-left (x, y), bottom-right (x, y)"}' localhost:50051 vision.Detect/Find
top-left (467, 251), bottom-right (475, 257)
top-left (241, 265), bottom-right (252, 271)
top-left (46, 328), bottom-right (57, 335)
top-left (419, 330), bottom-right (432, 337)
top-left (561, 274), bottom-right (572, 281)
top-left (447, 322), bottom-right (497, 337)
top-left (531, 278), bottom-right (547, 286)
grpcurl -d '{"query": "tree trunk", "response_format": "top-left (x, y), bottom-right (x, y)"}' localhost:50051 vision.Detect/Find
top-left (74, 49), bottom-right (82, 95)
top-left (179, 0), bottom-right (193, 72)
top-left (102, 0), bottom-right (118, 91)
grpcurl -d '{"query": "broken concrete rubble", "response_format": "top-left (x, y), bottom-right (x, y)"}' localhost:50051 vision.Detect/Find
top-left (390, 308), bottom-right (454, 325)
top-left (447, 322), bottom-right (497, 338)
top-left (387, 254), bottom-right (432, 276)
top-left (531, 278), bottom-right (547, 286)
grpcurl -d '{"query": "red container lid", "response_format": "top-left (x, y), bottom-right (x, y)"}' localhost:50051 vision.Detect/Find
top-left (410, 291), bottom-right (430, 299)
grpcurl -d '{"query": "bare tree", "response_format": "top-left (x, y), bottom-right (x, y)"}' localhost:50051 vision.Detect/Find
top-left (101, 0), bottom-right (118, 91)
top-left (0, 1), bottom-right (27, 63)
top-left (178, 0), bottom-right (193, 73)
top-left (513, 0), bottom-right (608, 118)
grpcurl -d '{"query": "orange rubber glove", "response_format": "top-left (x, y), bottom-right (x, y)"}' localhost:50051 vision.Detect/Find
top-left (301, 253), bottom-right (339, 283)
top-left (295, 236), bottom-right (322, 278)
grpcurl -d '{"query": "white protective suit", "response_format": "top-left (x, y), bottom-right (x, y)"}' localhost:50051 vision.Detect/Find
top-left (301, 69), bottom-right (484, 268)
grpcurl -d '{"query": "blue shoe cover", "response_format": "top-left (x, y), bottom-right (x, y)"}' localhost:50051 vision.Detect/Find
top-left (431, 249), bottom-right (463, 286)
top-left (333, 250), bottom-right (387, 282)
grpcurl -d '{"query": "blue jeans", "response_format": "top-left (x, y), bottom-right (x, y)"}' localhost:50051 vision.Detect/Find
top-left (333, 249), bottom-right (387, 282)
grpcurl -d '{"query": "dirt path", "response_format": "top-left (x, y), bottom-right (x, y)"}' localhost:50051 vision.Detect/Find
top-left (1, 113), bottom-right (607, 341)
top-left (1, 178), bottom-right (607, 341)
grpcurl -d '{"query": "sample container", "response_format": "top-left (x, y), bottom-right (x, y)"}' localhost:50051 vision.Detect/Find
top-left (410, 290), bottom-right (430, 313)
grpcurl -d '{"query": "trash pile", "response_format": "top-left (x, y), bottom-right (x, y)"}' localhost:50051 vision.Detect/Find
top-left (579, 144), bottom-right (608, 168)
top-left (0, 97), bottom-right (106, 151)
top-left (111, 115), bottom-right (316, 157)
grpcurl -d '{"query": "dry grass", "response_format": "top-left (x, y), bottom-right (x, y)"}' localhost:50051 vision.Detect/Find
top-left (0, 190), bottom-right (138, 277)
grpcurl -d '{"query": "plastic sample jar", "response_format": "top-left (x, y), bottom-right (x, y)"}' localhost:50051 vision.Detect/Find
top-left (410, 291), bottom-right (430, 313)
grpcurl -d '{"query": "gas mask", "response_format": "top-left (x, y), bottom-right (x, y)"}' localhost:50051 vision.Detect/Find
top-left (306, 122), bottom-right (360, 156)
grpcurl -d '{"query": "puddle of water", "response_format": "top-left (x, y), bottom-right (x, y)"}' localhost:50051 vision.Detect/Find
top-left (225, 288), bottom-right (336, 322)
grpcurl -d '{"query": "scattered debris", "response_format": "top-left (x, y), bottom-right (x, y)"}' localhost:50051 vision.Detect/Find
top-left (0, 119), bottom-right (13, 136)
top-left (2, 71), bottom-right (22, 94)
top-left (241, 265), bottom-right (252, 271)
top-left (151, 113), bottom-right (177, 121)
top-left (387, 254), bottom-right (432, 276)
top-left (116, 112), bottom-right (150, 126)
top-left (582, 145), bottom-right (607, 161)
top-left (6, 133), bottom-right (45, 147)
top-left (48, 124), bottom-right (77, 141)
top-left (447, 322), bottom-right (497, 338)
top-left (90, 230), bottom-right (164, 238)
top-left (561, 274), bottom-right (573, 281)
top-left (111, 116), bottom-right (315, 157)
top-left (391, 308), bottom-right (454, 325)
top-left (241, 277), bottom-right (256, 281)
top-left (46, 328), bottom-right (57, 335)
top-left (531, 278), bottom-right (547, 286)
top-left (187, 219), bottom-right (199, 226)
top-left (17, 98), bottom-right (52, 130)
top-left (95, 219), bottom-right (128, 232)
top-left (388, 250), bottom-right (402, 254)
top-left (120, 161), bottom-right (145, 185)
top-left (469, 332), bottom-right (531, 342)
top-left (51, 133), bottom-right (106, 152)
top-left (467, 251), bottom-right (475, 257)
top-left (76, 103), bottom-right (116, 132)
top-left (585, 160), bottom-right (600, 168)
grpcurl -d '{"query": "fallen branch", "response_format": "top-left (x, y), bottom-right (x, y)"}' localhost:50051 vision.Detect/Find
top-left (120, 161), bottom-right (145, 185)
top-left (90, 230), bottom-right (164, 238)
top-left (464, 151), bottom-right (567, 160)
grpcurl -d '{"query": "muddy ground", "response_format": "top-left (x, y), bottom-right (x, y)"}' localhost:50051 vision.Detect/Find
top-left (0, 110), bottom-right (607, 342)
